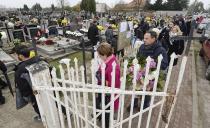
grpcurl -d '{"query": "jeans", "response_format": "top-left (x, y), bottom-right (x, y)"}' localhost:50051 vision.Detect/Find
top-left (96, 94), bottom-right (111, 128)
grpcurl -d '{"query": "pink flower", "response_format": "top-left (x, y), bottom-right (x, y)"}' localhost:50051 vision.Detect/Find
top-left (150, 59), bottom-right (156, 69)
top-left (128, 65), bottom-right (134, 73)
top-left (136, 71), bottom-right (143, 81)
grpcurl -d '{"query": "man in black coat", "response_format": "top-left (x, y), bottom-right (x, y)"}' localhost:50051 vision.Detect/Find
top-left (88, 21), bottom-right (99, 58)
top-left (14, 45), bottom-right (41, 121)
top-left (137, 31), bottom-right (168, 108)
top-left (138, 31), bottom-right (168, 70)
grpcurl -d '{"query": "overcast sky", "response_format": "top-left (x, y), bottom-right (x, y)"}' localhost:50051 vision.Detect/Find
top-left (0, 0), bottom-right (209, 9)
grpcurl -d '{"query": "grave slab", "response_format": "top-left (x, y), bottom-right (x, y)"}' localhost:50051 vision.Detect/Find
top-left (36, 38), bottom-right (80, 59)
top-left (0, 49), bottom-right (17, 72)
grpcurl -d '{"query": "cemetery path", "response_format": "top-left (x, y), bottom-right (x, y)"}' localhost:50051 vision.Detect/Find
top-left (0, 74), bottom-right (44, 128)
top-left (195, 50), bottom-right (210, 128)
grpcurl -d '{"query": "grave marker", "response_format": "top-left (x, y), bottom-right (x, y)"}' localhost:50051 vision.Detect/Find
top-left (27, 27), bottom-right (39, 39)
top-left (12, 29), bottom-right (26, 42)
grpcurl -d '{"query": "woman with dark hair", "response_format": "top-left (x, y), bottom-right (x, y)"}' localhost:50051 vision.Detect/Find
top-left (96, 42), bottom-right (121, 128)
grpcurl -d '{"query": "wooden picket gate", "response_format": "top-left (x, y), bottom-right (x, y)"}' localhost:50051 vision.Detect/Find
top-left (26, 53), bottom-right (187, 128)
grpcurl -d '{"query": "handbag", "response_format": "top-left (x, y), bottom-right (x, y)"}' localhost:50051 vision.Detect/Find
top-left (15, 85), bottom-right (28, 110)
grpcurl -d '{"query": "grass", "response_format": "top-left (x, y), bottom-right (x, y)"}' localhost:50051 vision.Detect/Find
top-left (49, 51), bottom-right (92, 78)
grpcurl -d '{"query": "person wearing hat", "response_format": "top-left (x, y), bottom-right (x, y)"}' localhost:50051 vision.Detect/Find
top-left (14, 45), bottom-right (42, 121)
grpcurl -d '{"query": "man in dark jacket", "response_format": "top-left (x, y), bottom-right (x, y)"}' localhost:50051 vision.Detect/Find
top-left (88, 21), bottom-right (99, 58)
top-left (137, 31), bottom-right (168, 108)
top-left (138, 31), bottom-right (168, 70)
top-left (14, 45), bottom-right (41, 121)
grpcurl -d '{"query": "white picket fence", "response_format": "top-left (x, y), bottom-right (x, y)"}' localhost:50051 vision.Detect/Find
top-left (26, 53), bottom-right (187, 128)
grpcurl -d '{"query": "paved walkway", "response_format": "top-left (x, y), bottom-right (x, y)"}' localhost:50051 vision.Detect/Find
top-left (196, 52), bottom-right (210, 128)
top-left (161, 54), bottom-right (193, 128)
top-left (0, 75), bottom-right (44, 128)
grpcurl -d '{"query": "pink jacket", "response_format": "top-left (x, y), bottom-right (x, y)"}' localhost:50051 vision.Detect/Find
top-left (98, 55), bottom-right (121, 111)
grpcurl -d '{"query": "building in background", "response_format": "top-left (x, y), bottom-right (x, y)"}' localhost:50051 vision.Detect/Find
top-left (96, 3), bottom-right (111, 17)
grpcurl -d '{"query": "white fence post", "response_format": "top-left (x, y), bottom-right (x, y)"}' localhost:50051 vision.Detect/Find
top-left (26, 61), bottom-right (61, 128)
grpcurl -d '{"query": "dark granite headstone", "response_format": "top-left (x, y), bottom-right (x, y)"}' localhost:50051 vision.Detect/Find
top-left (27, 27), bottom-right (39, 39)
top-left (48, 26), bottom-right (58, 36)
top-left (12, 29), bottom-right (25, 42)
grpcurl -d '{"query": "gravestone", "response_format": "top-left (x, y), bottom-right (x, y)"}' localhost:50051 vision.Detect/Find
top-left (0, 21), bottom-right (4, 28)
top-left (57, 27), bottom-right (63, 36)
top-left (27, 27), bottom-right (39, 39)
top-left (0, 49), bottom-right (16, 71)
top-left (12, 29), bottom-right (26, 42)
top-left (48, 26), bottom-right (58, 36)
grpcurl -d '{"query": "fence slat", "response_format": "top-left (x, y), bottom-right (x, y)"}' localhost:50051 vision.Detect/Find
top-left (137, 56), bottom-right (152, 128)
top-left (155, 53), bottom-right (176, 128)
top-left (165, 56), bottom-right (188, 128)
top-left (59, 65), bottom-right (72, 128)
top-left (52, 67), bottom-right (65, 128)
top-left (81, 66), bottom-right (89, 128)
top-left (60, 59), bottom-right (77, 128)
top-left (128, 58), bottom-right (139, 128)
top-left (101, 63), bottom-right (106, 128)
top-left (74, 58), bottom-right (84, 127)
top-left (70, 67), bottom-right (80, 128)
top-left (119, 60), bottom-right (128, 128)
top-left (42, 73), bottom-right (58, 128)
top-left (91, 59), bottom-right (97, 128)
top-left (146, 55), bottom-right (163, 128)
top-left (110, 62), bottom-right (117, 128)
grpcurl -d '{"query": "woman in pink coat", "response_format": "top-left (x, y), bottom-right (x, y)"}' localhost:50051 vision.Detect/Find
top-left (96, 42), bottom-right (121, 128)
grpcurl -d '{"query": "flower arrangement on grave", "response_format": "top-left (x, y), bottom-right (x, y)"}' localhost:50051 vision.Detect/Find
top-left (126, 56), bottom-right (165, 92)
top-left (13, 39), bottom-right (21, 46)
top-left (45, 39), bottom-right (54, 45)
top-left (97, 25), bottom-right (104, 31)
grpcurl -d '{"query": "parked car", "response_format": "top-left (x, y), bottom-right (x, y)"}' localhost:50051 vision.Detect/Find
top-left (197, 19), bottom-right (210, 34)
top-left (199, 22), bottom-right (210, 80)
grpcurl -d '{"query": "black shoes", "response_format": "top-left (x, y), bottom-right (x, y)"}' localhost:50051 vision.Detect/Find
top-left (0, 96), bottom-right (5, 105)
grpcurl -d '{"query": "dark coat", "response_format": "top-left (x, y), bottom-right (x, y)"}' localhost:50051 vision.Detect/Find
top-left (158, 27), bottom-right (170, 51)
top-left (137, 41), bottom-right (168, 70)
top-left (88, 24), bottom-right (99, 46)
top-left (134, 27), bottom-right (144, 40)
top-left (168, 39), bottom-right (185, 66)
top-left (105, 28), bottom-right (114, 44)
top-left (186, 21), bottom-right (191, 36)
top-left (14, 57), bottom-right (41, 97)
